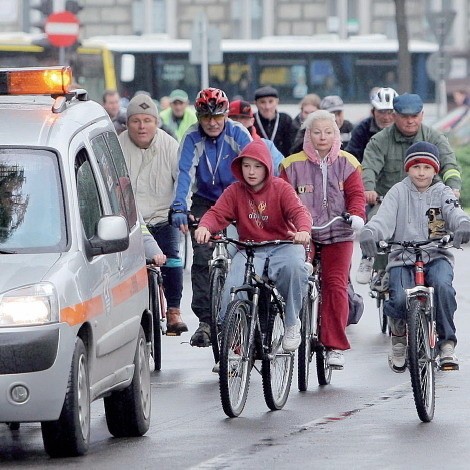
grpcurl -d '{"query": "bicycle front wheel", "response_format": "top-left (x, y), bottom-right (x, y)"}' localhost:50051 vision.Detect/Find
top-left (219, 300), bottom-right (252, 417)
top-left (209, 266), bottom-right (226, 364)
top-left (262, 305), bottom-right (294, 410)
top-left (407, 298), bottom-right (436, 422)
top-left (148, 270), bottom-right (162, 371)
top-left (298, 291), bottom-right (314, 392)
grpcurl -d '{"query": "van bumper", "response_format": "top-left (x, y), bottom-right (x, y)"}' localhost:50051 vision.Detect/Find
top-left (0, 323), bottom-right (76, 422)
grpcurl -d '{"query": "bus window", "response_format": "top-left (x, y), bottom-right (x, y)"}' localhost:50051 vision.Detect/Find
top-left (258, 57), bottom-right (308, 102)
top-left (121, 54), bottom-right (135, 82)
top-left (158, 60), bottom-right (199, 99)
top-left (310, 60), bottom-right (342, 97)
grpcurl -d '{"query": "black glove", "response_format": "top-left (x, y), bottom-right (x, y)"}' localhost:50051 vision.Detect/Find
top-left (453, 221), bottom-right (470, 248)
top-left (359, 229), bottom-right (378, 258)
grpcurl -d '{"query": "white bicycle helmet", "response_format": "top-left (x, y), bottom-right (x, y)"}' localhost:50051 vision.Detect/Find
top-left (371, 87), bottom-right (398, 110)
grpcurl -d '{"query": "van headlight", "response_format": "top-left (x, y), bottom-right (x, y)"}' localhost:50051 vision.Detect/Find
top-left (0, 283), bottom-right (59, 326)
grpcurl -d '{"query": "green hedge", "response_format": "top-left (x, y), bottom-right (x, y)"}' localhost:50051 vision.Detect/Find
top-left (456, 145), bottom-right (470, 210)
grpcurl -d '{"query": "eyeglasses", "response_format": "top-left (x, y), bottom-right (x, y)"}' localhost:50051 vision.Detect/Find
top-left (198, 114), bottom-right (226, 122)
top-left (375, 109), bottom-right (394, 115)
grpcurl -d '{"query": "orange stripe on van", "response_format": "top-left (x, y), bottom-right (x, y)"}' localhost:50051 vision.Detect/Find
top-left (61, 266), bottom-right (148, 326)
top-left (112, 266), bottom-right (148, 307)
top-left (61, 295), bottom-right (105, 326)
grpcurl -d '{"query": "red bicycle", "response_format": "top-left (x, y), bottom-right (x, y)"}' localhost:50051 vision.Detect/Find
top-left (378, 235), bottom-right (454, 422)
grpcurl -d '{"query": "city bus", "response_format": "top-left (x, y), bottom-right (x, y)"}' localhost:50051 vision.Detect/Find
top-left (0, 32), bottom-right (438, 121)
top-left (83, 33), bottom-right (439, 121)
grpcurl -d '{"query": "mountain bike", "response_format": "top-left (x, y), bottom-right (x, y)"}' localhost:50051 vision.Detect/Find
top-left (147, 261), bottom-right (167, 371)
top-left (217, 238), bottom-right (295, 417)
top-left (297, 214), bottom-right (351, 392)
top-left (378, 236), bottom-right (453, 422)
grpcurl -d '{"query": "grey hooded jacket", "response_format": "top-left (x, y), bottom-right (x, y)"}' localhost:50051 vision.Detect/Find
top-left (362, 177), bottom-right (469, 269)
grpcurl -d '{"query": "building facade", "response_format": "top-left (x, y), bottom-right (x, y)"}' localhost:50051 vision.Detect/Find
top-left (3, 0), bottom-right (469, 91)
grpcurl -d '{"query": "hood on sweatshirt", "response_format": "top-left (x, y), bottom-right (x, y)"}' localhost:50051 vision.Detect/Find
top-left (231, 139), bottom-right (273, 187)
top-left (302, 109), bottom-right (342, 164)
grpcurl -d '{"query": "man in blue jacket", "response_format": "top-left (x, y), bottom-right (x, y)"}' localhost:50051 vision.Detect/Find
top-left (170, 87), bottom-right (252, 348)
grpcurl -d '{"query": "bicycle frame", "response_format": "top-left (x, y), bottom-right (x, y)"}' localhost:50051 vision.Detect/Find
top-left (210, 233), bottom-right (231, 272)
top-left (228, 243), bottom-right (287, 361)
top-left (404, 263), bottom-right (436, 350)
top-left (384, 240), bottom-right (438, 350)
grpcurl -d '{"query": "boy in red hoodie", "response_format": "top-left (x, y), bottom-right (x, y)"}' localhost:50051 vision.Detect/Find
top-left (195, 140), bottom-right (312, 352)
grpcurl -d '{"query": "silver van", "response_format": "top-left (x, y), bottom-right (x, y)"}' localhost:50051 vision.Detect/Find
top-left (0, 67), bottom-right (152, 457)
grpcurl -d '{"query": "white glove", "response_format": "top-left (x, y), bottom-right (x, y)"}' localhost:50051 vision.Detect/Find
top-left (350, 215), bottom-right (365, 233)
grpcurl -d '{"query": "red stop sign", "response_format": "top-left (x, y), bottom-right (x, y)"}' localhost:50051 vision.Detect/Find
top-left (45, 11), bottom-right (80, 48)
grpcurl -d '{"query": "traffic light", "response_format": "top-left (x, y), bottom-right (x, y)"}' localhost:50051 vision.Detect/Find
top-left (29, 0), bottom-right (53, 33)
top-left (65, 1), bottom-right (84, 14)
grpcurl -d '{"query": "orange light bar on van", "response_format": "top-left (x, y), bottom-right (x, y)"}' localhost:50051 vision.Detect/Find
top-left (0, 66), bottom-right (73, 95)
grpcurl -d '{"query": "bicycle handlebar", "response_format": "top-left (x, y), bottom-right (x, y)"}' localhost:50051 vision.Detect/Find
top-left (311, 212), bottom-right (351, 232)
top-left (378, 234), bottom-right (454, 251)
top-left (209, 237), bottom-right (295, 249)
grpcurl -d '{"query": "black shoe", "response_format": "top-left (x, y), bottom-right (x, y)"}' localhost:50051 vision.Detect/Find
top-left (190, 322), bottom-right (211, 347)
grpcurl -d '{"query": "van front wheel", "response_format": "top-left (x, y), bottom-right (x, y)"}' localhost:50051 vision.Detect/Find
top-left (41, 337), bottom-right (90, 457)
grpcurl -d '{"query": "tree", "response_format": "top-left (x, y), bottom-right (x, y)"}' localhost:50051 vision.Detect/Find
top-left (394, 0), bottom-right (412, 93)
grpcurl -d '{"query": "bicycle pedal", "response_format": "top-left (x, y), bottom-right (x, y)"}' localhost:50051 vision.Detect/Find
top-left (440, 363), bottom-right (459, 371)
top-left (165, 331), bottom-right (181, 336)
top-left (329, 365), bottom-right (344, 370)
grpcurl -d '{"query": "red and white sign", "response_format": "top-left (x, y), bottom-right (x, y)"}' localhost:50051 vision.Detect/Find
top-left (45, 11), bottom-right (80, 48)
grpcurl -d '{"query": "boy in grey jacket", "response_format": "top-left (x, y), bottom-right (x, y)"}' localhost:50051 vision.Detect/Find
top-left (360, 142), bottom-right (470, 372)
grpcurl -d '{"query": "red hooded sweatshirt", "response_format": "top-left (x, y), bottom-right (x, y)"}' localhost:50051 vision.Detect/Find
top-left (198, 140), bottom-right (312, 242)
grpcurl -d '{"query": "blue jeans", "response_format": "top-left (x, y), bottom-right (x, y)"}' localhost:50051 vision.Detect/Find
top-left (148, 222), bottom-right (183, 309)
top-left (219, 244), bottom-right (308, 328)
top-left (384, 258), bottom-right (457, 345)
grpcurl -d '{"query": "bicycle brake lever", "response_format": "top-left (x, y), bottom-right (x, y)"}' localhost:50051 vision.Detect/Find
top-left (440, 234), bottom-right (452, 245)
top-left (378, 240), bottom-right (388, 249)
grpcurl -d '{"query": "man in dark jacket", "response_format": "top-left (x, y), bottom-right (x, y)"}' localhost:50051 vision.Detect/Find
top-left (253, 86), bottom-right (293, 156)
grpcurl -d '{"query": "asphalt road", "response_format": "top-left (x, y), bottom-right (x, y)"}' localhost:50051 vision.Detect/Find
top-left (2, 241), bottom-right (470, 469)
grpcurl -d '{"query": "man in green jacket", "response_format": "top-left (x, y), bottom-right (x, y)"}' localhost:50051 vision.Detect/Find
top-left (159, 89), bottom-right (198, 142)
top-left (357, 93), bottom-right (462, 283)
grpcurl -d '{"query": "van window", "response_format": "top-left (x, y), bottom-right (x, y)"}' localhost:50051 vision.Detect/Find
top-left (91, 133), bottom-right (137, 228)
top-left (75, 150), bottom-right (103, 239)
top-left (0, 149), bottom-right (66, 252)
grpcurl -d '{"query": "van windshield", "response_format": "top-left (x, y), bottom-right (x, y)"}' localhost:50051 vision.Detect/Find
top-left (0, 149), bottom-right (66, 253)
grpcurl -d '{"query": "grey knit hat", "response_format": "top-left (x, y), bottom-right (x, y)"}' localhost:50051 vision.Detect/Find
top-left (127, 94), bottom-right (159, 120)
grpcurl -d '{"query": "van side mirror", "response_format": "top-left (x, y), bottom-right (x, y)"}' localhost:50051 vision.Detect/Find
top-left (88, 215), bottom-right (129, 256)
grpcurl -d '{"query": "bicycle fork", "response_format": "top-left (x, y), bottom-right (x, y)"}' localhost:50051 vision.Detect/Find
top-left (405, 286), bottom-right (437, 351)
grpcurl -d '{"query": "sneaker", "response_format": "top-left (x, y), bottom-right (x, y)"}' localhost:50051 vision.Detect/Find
top-left (282, 319), bottom-right (301, 352)
top-left (439, 341), bottom-right (459, 370)
top-left (370, 271), bottom-right (389, 293)
top-left (212, 362), bottom-right (220, 374)
top-left (190, 322), bottom-right (211, 347)
top-left (356, 257), bottom-right (374, 284)
top-left (388, 336), bottom-right (407, 373)
top-left (327, 349), bottom-right (345, 369)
